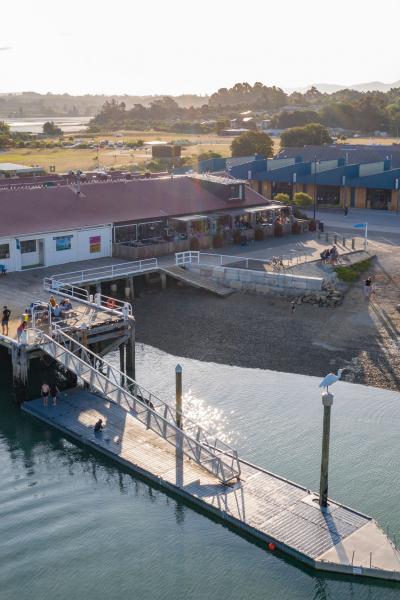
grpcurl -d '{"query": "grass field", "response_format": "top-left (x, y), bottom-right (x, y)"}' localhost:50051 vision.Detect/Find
top-left (0, 132), bottom-right (398, 174)
top-left (0, 131), bottom-right (236, 173)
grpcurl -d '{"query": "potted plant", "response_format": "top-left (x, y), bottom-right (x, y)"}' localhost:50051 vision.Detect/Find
top-left (190, 237), bottom-right (200, 251)
top-left (254, 228), bottom-right (264, 241)
top-left (233, 230), bottom-right (242, 244)
top-left (213, 234), bottom-right (224, 248)
top-left (274, 223), bottom-right (283, 237)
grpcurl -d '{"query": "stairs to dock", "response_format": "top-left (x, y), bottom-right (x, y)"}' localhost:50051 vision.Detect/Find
top-left (162, 265), bottom-right (233, 297)
top-left (37, 326), bottom-right (240, 484)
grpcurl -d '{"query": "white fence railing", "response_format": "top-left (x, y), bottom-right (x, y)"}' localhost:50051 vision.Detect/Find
top-left (175, 251), bottom-right (303, 270)
top-left (38, 326), bottom-right (240, 484)
top-left (49, 258), bottom-right (159, 285)
top-left (43, 278), bottom-right (132, 319)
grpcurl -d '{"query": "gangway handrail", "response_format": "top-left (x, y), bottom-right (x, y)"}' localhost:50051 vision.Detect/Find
top-left (37, 326), bottom-right (240, 483)
top-left (44, 278), bottom-right (133, 319)
top-left (49, 258), bottom-right (159, 285)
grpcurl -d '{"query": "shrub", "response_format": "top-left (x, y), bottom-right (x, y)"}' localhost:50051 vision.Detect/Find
top-left (291, 222), bottom-right (301, 234)
top-left (335, 258), bottom-right (372, 282)
top-left (294, 192), bottom-right (313, 207)
top-left (274, 193), bottom-right (290, 204)
top-left (189, 237), bottom-right (200, 251)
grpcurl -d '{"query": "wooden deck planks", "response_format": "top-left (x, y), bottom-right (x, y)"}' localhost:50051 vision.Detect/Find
top-left (21, 388), bottom-right (400, 582)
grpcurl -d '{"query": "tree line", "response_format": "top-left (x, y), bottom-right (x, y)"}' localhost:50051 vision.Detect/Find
top-left (88, 83), bottom-right (400, 135)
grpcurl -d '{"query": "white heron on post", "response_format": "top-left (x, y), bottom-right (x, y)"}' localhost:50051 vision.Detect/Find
top-left (319, 369), bottom-right (344, 392)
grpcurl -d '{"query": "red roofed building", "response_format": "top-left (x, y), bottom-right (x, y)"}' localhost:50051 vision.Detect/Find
top-left (0, 174), bottom-right (274, 272)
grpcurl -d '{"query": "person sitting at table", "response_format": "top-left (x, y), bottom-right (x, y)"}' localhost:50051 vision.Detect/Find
top-left (49, 295), bottom-right (57, 308)
top-left (52, 304), bottom-right (62, 320)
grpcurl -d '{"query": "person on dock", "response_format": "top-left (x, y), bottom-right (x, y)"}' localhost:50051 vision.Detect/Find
top-left (2, 306), bottom-right (11, 336)
top-left (94, 418), bottom-right (103, 432)
top-left (50, 383), bottom-right (59, 407)
top-left (17, 321), bottom-right (27, 343)
top-left (41, 382), bottom-right (50, 407)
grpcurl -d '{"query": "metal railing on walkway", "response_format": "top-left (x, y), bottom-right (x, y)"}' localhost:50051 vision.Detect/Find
top-left (49, 258), bottom-right (159, 285)
top-left (175, 251), bottom-right (303, 270)
top-left (37, 325), bottom-right (240, 484)
top-left (43, 278), bottom-right (132, 318)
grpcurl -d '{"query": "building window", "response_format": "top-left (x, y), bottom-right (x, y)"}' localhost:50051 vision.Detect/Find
top-left (54, 235), bottom-right (73, 251)
top-left (0, 244), bottom-right (10, 259)
top-left (90, 236), bottom-right (101, 253)
top-left (20, 240), bottom-right (36, 254)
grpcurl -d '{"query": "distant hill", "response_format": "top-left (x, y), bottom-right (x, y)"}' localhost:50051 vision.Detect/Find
top-left (288, 80), bottom-right (400, 94)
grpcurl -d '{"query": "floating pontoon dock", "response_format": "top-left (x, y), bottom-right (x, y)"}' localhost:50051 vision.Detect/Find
top-left (22, 387), bottom-right (400, 583)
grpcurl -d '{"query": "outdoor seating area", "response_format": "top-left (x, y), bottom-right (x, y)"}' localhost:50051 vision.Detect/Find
top-left (112, 202), bottom-right (307, 260)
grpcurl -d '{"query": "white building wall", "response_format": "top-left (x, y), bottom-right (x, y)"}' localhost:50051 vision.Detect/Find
top-left (0, 225), bottom-right (112, 273)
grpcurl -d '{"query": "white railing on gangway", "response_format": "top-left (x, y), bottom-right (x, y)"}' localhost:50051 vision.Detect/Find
top-left (43, 278), bottom-right (133, 319)
top-left (37, 325), bottom-right (240, 484)
top-left (49, 258), bottom-right (159, 285)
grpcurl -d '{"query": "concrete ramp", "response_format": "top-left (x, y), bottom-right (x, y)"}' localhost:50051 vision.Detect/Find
top-left (162, 265), bottom-right (234, 297)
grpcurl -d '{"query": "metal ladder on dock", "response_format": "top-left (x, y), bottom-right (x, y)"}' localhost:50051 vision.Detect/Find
top-left (36, 326), bottom-right (241, 484)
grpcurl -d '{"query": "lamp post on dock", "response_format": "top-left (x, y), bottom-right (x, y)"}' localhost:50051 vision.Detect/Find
top-left (319, 391), bottom-right (333, 508)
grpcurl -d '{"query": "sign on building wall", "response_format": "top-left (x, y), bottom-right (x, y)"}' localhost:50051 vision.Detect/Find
top-left (54, 235), bottom-right (73, 251)
top-left (90, 235), bottom-right (101, 253)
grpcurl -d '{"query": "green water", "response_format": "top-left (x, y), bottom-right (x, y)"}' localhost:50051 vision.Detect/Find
top-left (0, 344), bottom-right (399, 600)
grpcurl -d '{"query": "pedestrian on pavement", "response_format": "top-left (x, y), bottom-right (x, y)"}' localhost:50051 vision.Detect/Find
top-left (2, 306), bottom-right (11, 336)
top-left (344, 205), bottom-right (349, 216)
top-left (291, 301), bottom-right (296, 315)
top-left (364, 276), bottom-right (373, 299)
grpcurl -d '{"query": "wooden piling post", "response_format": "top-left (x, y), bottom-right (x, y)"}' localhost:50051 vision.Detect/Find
top-left (160, 272), bottom-right (167, 290)
top-left (125, 319), bottom-right (136, 383)
top-left (319, 391), bottom-right (333, 508)
top-left (175, 364), bottom-right (183, 429)
top-left (342, 237), bottom-right (346, 247)
top-left (129, 277), bottom-right (135, 300)
top-left (334, 234), bottom-right (337, 245)
top-left (11, 343), bottom-right (29, 402)
top-left (119, 343), bottom-right (126, 387)
top-left (352, 238), bottom-right (355, 250)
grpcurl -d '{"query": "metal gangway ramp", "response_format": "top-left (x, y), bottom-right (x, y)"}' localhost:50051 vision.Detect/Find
top-left (36, 326), bottom-right (240, 484)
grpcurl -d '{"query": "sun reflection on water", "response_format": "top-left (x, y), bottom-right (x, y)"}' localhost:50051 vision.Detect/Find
top-left (182, 389), bottom-right (239, 445)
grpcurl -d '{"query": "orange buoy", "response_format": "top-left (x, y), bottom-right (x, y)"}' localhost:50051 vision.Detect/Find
top-left (268, 542), bottom-right (276, 551)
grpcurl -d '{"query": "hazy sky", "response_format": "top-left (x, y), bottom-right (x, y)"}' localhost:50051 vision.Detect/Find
top-left (1, 0), bottom-right (399, 96)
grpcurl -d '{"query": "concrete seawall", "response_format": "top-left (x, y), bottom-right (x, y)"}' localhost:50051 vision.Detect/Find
top-left (186, 264), bottom-right (324, 296)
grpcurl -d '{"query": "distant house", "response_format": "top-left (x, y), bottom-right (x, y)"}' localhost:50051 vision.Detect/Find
top-left (0, 163), bottom-right (46, 178)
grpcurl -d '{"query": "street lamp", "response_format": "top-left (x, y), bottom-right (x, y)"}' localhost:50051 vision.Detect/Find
top-left (313, 154), bottom-right (317, 221)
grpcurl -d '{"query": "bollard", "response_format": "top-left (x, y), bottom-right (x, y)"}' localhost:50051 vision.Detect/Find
top-left (175, 364), bottom-right (183, 430)
top-left (352, 238), bottom-right (355, 250)
top-left (319, 391), bottom-right (333, 508)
